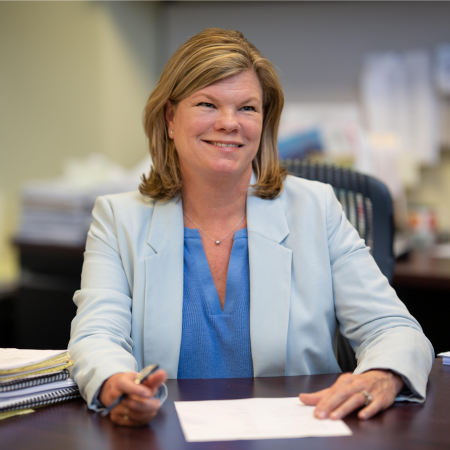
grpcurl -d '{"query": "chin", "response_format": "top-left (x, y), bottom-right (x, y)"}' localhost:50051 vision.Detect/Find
top-left (209, 161), bottom-right (251, 177)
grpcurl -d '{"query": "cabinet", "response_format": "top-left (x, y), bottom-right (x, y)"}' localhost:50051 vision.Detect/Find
top-left (13, 242), bottom-right (84, 349)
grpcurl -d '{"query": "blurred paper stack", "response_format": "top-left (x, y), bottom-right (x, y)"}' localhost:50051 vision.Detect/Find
top-left (0, 349), bottom-right (78, 420)
top-left (17, 182), bottom-right (95, 246)
top-left (16, 153), bottom-right (151, 247)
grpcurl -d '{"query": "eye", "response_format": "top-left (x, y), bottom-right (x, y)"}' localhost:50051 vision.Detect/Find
top-left (198, 102), bottom-right (214, 108)
top-left (240, 106), bottom-right (256, 112)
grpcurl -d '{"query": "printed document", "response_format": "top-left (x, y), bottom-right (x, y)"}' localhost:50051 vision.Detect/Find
top-left (174, 397), bottom-right (352, 442)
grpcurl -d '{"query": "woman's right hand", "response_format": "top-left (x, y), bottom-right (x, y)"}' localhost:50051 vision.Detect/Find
top-left (99, 369), bottom-right (167, 427)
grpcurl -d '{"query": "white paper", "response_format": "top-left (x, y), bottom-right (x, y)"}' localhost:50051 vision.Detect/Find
top-left (0, 349), bottom-right (67, 371)
top-left (174, 397), bottom-right (352, 442)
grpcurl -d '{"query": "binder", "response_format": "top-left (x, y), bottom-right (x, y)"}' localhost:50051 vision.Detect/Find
top-left (0, 386), bottom-right (80, 413)
top-left (0, 369), bottom-right (70, 393)
top-left (0, 362), bottom-right (73, 383)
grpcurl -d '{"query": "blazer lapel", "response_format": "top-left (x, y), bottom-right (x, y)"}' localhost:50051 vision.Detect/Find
top-left (143, 197), bottom-right (184, 378)
top-left (247, 191), bottom-right (292, 376)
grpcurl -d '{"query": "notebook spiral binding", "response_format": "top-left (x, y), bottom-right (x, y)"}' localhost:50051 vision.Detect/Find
top-left (0, 387), bottom-right (80, 413)
top-left (0, 369), bottom-right (71, 393)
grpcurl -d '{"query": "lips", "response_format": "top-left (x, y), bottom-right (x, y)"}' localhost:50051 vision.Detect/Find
top-left (204, 140), bottom-right (243, 148)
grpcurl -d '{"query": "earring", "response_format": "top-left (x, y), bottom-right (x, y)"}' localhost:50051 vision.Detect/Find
top-left (170, 130), bottom-right (173, 135)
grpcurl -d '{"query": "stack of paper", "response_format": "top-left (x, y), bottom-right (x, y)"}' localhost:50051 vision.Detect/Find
top-left (0, 349), bottom-right (79, 420)
top-left (17, 182), bottom-right (95, 246)
top-left (16, 153), bottom-right (151, 246)
top-left (438, 351), bottom-right (450, 365)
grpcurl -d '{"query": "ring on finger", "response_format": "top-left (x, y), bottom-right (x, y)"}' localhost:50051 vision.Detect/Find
top-left (360, 390), bottom-right (372, 406)
top-left (124, 407), bottom-right (130, 421)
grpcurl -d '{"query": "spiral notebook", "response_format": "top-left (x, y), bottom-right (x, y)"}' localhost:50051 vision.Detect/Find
top-left (0, 369), bottom-right (70, 393)
top-left (0, 381), bottom-right (79, 413)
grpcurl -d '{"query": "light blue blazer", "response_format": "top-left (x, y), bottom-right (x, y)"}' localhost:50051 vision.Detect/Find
top-left (69, 175), bottom-right (434, 408)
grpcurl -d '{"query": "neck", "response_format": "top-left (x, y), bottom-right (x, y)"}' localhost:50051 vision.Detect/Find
top-left (181, 167), bottom-right (251, 228)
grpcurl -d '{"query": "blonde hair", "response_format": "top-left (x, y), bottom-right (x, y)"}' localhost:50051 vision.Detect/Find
top-left (140, 28), bottom-right (286, 200)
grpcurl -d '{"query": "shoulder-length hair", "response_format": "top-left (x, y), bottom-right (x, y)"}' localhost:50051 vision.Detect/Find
top-left (139, 28), bottom-right (286, 201)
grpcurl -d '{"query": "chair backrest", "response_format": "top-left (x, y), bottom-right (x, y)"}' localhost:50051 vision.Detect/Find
top-left (282, 159), bottom-right (395, 282)
top-left (281, 160), bottom-right (395, 372)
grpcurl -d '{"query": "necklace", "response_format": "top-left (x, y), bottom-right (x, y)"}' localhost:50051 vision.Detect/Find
top-left (183, 211), bottom-right (246, 245)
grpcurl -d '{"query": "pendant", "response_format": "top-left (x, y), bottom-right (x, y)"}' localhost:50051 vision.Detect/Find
top-left (215, 241), bottom-right (220, 245)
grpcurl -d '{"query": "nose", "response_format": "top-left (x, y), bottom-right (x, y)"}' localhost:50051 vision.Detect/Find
top-left (214, 108), bottom-right (241, 133)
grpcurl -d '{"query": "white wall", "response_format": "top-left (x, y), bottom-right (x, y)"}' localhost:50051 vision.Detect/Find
top-left (0, 1), bottom-right (159, 282)
top-left (163, 2), bottom-right (450, 102)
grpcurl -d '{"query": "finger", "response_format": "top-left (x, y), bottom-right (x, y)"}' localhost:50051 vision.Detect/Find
top-left (122, 397), bottom-right (161, 414)
top-left (314, 383), bottom-right (364, 419)
top-left (111, 409), bottom-right (151, 427)
top-left (299, 389), bottom-right (330, 405)
top-left (300, 373), bottom-right (356, 407)
top-left (329, 392), bottom-right (366, 420)
top-left (358, 397), bottom-right (384, 420)
top-left (314, 373), bottom-right (370, 418)
top-left (116, 373), bottom-right (153, 399)
top-left (112, 403), bottom-right (159, 427)
top-left (141, 370), bottom-right (167, 395)
top-left (357, 386), bottom-right (397, 420)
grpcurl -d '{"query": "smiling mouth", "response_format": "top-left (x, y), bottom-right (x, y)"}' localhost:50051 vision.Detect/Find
top-left (204, 141), bottom-right (243, 148)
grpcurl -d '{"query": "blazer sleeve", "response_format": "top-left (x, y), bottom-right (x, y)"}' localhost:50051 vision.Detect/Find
top-left (68, 196), bottom-right (138, 411)
top-left (326, 184), bottom-right (434, 402)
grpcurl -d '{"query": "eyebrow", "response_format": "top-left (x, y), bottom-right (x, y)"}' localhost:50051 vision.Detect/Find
top-left (192, 93), bottom-right (261, 105)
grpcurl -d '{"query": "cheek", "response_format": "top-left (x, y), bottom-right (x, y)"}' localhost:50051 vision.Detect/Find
top-left (184, 114), bottom-right (212, 136)
top-left (245, 119), bottom-right (263, 146)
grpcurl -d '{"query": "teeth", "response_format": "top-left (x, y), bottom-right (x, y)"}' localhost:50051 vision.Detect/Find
top-left (209, 141), bottom-right (240, 148)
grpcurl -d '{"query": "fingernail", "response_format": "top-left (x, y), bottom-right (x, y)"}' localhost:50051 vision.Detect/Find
top-left (139, 389), bottom-right (151, 397)
top-left (316, 411), bottom-right (326, 419)
top-left (330, 412), bottom-right (339, 420)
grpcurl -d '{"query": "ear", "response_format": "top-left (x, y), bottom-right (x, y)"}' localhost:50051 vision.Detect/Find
top-left (164, 100), bottom-right (176, 139)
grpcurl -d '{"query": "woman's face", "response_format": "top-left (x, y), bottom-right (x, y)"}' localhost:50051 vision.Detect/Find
top-left (165, 70), bottom-right (263, 183)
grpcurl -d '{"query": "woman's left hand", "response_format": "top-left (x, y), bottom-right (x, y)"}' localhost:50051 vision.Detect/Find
top-left (299, 369), bottom-right (404, 420)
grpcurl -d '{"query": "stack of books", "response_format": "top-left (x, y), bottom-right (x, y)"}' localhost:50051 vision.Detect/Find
top-left (0, 349), bottom-right (79, 420)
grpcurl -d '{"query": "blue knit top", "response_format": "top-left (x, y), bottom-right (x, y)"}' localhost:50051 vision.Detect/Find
top-left (177, 227), bottom-right (253, 379)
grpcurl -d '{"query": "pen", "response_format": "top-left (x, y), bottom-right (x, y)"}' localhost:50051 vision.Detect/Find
top-left (100, 363), bottom-right (159, 417)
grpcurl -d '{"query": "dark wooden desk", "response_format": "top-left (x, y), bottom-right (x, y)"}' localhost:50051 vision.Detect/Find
top-left (394, 249), bottom-right (450, 290)
top-left (393, 250), bottom-right (450, 355)
top-left (1, 360), bottom-right (449, 450)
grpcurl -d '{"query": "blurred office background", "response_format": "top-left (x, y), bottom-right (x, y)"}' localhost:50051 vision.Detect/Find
top-left (1, 1), bottom-right (449, 352)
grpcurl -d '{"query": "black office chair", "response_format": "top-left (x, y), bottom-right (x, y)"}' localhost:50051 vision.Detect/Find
top-left (281, 159), bottom-right (395, 372)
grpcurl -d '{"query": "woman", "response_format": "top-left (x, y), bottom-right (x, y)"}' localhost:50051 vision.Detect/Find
top-left (69, 28), bottom-right (433, 427)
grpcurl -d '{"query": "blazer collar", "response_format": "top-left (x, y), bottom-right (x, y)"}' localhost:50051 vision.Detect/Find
top-left (146, 195), bottom-right (184, 254)
top-left (247, 172), bottom-right (290, 244)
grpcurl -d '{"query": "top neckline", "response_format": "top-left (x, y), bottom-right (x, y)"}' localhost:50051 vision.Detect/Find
top-left (184, 227), bottom-right (248, 240)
